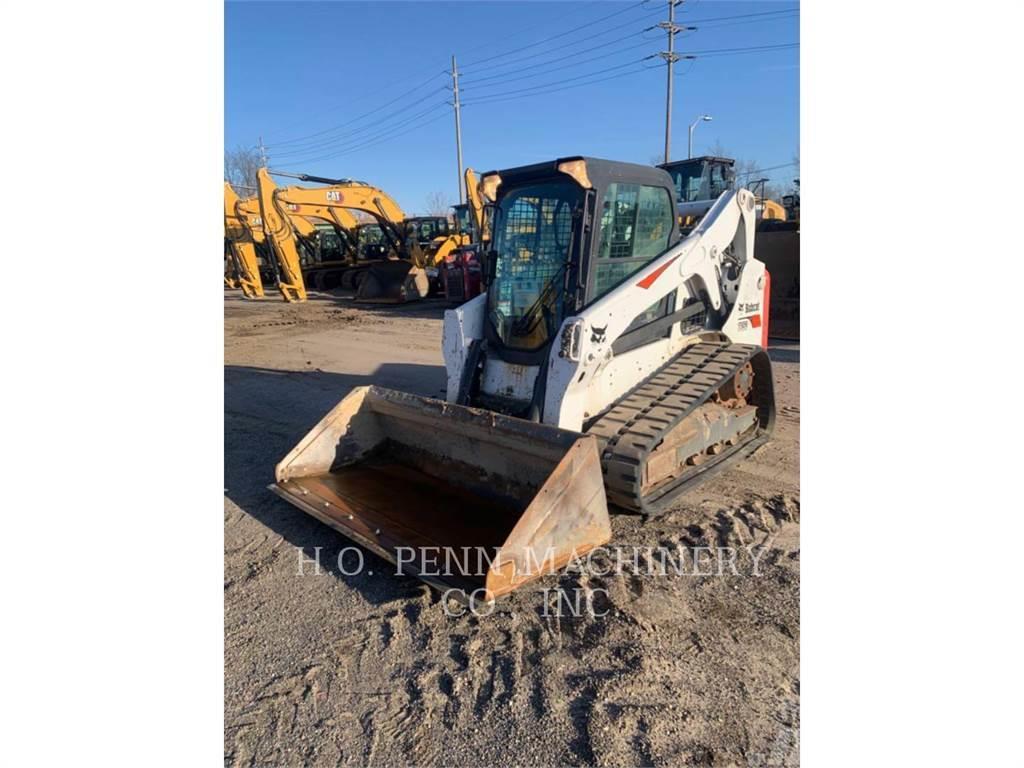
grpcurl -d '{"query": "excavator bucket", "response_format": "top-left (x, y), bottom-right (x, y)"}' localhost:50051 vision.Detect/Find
top-left (354, 260), bottom-right (429, 303)
top-left (270, 386), bottom-right (611, 600)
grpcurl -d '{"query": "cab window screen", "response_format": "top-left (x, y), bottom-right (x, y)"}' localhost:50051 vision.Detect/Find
top-left (592, 183), bottom-right (674, 300)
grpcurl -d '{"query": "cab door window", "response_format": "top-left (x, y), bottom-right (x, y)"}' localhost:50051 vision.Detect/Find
top-left (592, 183), bottom-right (674, 301)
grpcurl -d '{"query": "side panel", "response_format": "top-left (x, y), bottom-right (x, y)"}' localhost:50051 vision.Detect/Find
top-left (442, 292), bottom-right (487, 402)
top-left (721, 260), bottom-right (767, 345)
top-left (480, 359), bottom-right (539, 401)
top-left (580, 333), bottom-right (687, 422)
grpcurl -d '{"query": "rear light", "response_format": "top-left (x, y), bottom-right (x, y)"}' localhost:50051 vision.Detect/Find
top-left (761, 270), bottom-right (771, 348)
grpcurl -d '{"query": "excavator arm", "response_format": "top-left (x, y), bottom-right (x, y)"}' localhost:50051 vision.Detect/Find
top-left (233, 197), bottom-right (266, 244)
top-left (270, 178), bottom-right (411, 259)
top-left (256, 168), bottom-right (307, 302)
top-left (224, 183), bottom-right (265, 298)
top-left (465, 167), bottom-right (488, 241)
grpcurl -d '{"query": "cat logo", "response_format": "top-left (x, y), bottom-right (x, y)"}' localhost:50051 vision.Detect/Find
top-left (327, 190), bottom-right (343, 203)
top-left (286, 203), bottom-right (300, 212)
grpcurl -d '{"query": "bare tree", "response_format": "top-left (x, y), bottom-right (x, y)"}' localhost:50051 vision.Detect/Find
top-left (424, 190), bottom-right (452, 217)
top-left (225, 145), bottom-right (261, 193)
top-left (706, 139), bottom-right (729, 158)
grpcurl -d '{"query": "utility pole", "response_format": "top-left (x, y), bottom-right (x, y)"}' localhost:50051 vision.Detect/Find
top-left (451, 55), bottom-right (465, 203)
top-left (658, 1), bottom-right (696, 164)
top-left (258, 136), bottom-right (268, 168)
top-left (658, 1), bottom-right (681, 164)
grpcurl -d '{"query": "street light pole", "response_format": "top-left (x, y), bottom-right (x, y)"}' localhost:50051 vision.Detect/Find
top-left (688, 114), bottom-right (712, 159)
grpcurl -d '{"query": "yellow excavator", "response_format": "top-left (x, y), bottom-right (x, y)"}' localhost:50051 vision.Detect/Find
top-left (223, 183), bottom-right (265, 298)
top-left (277, 200), bottom-right (361, 291)
top-left (234, 190), bottom-right (357, 296)
top-left (258, 168), bottom-right (436, 303)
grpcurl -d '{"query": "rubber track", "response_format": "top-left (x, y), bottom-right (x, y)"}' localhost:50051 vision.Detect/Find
top-left (586, 341), bottom-right (775, 515)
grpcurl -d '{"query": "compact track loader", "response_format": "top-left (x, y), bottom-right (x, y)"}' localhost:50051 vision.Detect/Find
top-left (271, 157), bottom-right (775, 601)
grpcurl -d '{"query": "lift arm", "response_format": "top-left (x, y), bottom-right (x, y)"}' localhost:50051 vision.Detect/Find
top-left (546, 189), bottom-right (765, 429)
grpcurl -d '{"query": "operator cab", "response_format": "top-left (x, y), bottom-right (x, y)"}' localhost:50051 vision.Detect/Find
top-left (403, 216), bottom-right (451, 247)
top-left (355, 222), bottom-right (389, 260)
top-left (451, 203), bottom-right (472, 237)
top-left (658, 156), bottom-right (736, 204)
top-left (468, 157), bottom-right (684, 417)
top-left (658, 157), bottom-right (737, 230)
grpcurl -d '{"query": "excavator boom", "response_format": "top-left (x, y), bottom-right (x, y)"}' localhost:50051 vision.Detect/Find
top-left (269, 171), bottom-right (430, 302)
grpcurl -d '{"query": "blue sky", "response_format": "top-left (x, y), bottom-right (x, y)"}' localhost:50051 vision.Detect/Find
top-left (226, 0), bottom-right (799, 214)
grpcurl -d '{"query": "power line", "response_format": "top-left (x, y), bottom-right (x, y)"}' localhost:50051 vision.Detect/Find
top-left (692, 9), bottom-right (799, 30)
top-left (269, 101), bottom-right (450, 164)
top-left (459, 30), bottom-right (651, 87)
top-left (680, 7), bottom-right (799, 24)
top-left (275, 110), bottom-right (451, 169)
top-left (459, 0), bottom-right (659, 70)
top-left (463, 63), bottom-right (657, 108)
top-left (453, 3), bottom-right (586, 60)
top-left (464, 57), bottom-right (652, 103)
top-left (740, 161), bottom-right (800, 176)
top-left (674, 43), bottom-right (799, 66)
top-left (459, 16), bottom-right (656, 81)
top-left (264, 72), bottom-right (447, 149)
top-left (460, 37), bottom-right (657, 92)
top-left (266, 89), bottom-right (448, 157)
top-left (461, 39), bottom-right (797, 110)
top-left (255, 3), bottom-right (800, 156)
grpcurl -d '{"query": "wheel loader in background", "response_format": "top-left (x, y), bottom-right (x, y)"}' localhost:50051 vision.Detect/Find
top-left (271, 156), bottom-right (775, 601)
top-left (660, 156), bottom-right (799, 339)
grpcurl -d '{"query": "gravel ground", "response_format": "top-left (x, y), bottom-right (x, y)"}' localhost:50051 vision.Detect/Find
top-left (224, 290), bottom-right (800, 767)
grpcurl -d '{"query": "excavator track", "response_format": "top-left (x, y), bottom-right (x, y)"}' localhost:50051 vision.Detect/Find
top-left (587, 341), bottom-right (775, 515)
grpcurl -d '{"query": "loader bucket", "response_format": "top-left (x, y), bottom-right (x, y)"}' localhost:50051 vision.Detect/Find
top-left (354, 260), bottom-right (429, 303)
top-left (270, 386), bottom-right (611, 601)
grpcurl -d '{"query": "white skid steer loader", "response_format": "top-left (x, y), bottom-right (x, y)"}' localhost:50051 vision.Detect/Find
top-left (271, 157), bottom-right (775, 602)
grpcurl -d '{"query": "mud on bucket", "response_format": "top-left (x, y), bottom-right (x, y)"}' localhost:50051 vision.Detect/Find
top-left (270, 386), bottom-right (611, 601)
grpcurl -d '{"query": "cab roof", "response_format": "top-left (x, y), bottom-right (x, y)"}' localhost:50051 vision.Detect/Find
top-left (658, 156), bottom-right (736, 170)
top-left (484, 156), bottom-right (674, 193)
